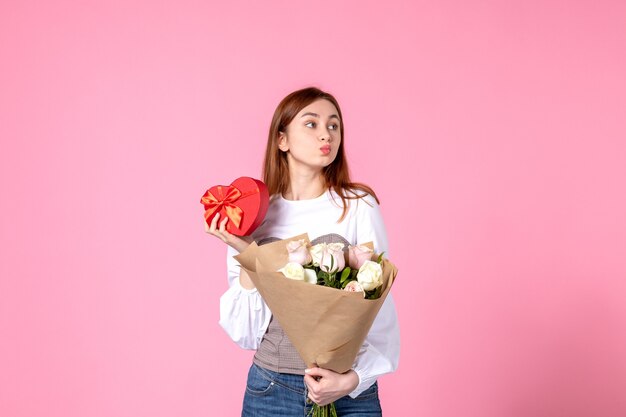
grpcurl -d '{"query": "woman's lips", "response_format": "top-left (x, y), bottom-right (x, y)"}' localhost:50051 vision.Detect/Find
top-left (320, 145), bottom-right (331, 155)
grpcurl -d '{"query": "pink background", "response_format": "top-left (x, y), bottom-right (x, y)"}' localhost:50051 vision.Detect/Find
top-left (1, 1), bottom-right (625, 416)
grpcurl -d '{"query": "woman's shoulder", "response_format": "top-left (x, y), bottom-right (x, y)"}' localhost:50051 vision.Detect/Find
top-left (329, 186), bottom-right (380, 219)
top-left (338, 186), bottom-right (386, 229)
top-left (342, 186), bottom-right (379, 207)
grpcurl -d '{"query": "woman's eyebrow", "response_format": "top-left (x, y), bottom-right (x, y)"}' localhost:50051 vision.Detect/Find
top-left (299, 112), bottom-right (340, 120)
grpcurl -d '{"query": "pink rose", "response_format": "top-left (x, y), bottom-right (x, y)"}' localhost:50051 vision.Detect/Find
top-left (344, 280), bottom-right (365, 297)
top-left (286, 239), bottom-right (312, 265)
top-left (348, 244), bottom-right (374, 269)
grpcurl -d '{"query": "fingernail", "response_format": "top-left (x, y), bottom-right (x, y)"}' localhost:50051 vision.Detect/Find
top-left (304, 369), bottom-right (311, 373)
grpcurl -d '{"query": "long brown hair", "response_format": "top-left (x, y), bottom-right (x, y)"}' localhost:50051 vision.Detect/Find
top-left (262, 87), bottom-right (379, 221)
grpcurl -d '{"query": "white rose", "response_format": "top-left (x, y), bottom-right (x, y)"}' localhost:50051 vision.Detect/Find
top-left (309, 243), bottom-right (326, 267)
top-left (356, 260), bottom-right (383, 291)
top-left (303, 268), bottom-right (318, 284)
top-left (310, 242), bottom-right (345, 273)
top-left (278, 262), bottom-right (305, 280)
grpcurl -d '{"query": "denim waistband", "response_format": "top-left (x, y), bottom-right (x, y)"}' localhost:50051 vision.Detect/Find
top-left (252, 363), bottom-right (307, 396)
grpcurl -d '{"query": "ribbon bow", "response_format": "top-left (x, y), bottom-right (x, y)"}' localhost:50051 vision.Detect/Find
top-left (201, 185), bottom-right (243, 229)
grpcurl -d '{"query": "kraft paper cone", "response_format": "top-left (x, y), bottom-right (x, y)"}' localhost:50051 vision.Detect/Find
top-left (234, 234), bottom-right (397, 373)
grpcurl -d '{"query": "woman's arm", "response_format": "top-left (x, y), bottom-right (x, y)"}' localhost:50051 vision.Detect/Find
top-left (205, 211), bottom-right (253, 256)
top-left (304, 294), bottom-right (400, 403)
top-left (305, 193), bottom-right (401, 402)
top-left (218, 244), bottom-right (271, 349)
top-left (304, 368), bottom-right (359, 406)
top-left (206, 214), bottom-right (271, 348)
top-left (348, 193), bottom-right (401, 396)
top-left (348, 293), bottom-right (400, 397)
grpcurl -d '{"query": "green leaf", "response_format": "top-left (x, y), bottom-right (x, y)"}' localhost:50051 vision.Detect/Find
top-left (377, 252), bottom-right (385, 263)
top-left (340, 267), bottom-right (351, 283)
top-left (341, 278), bottom-right (355, 289)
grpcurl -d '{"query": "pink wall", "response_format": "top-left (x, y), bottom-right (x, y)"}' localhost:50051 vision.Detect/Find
top-left (1, 1), bottom-right (625, 416)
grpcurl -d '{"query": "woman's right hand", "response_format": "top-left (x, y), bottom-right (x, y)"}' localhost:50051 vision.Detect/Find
top-left (204, 212), bottom-right (253, 253)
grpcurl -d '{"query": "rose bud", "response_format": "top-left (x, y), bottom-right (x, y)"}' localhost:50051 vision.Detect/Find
top-left (286, 239), bottom-right (312, 265)
top-left (356, 260), bottom-right (383, 291)
top-left (348, 244), bottom-right (374, 269)
top-left (344, 280), bottom-right (365, 297)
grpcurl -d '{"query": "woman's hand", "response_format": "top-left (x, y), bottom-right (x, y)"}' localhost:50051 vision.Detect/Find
top-left (204, 212), bottom-right (253, 253)
top-left (304, 367), bottom-right (359, 406)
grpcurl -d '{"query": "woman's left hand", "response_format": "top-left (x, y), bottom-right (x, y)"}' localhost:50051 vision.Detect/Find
top-left (304, 367), bottom-right (359, 406)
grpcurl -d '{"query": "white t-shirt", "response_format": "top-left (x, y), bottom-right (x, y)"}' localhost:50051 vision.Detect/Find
top-left (219, 188), bottom-right (400, 398)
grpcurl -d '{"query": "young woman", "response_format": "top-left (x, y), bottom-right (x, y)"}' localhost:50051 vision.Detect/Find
top-left (206, 87), bottom-right (400, 416)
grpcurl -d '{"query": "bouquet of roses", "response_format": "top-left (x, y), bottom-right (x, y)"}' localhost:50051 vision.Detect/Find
top-left (234, 234), bottom-right (397, 417)
top-left (278, 239), bottom-right (386, 299)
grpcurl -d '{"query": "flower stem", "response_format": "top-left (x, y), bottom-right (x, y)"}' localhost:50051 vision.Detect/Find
top-left (308, 402), bottom-right (338, 417)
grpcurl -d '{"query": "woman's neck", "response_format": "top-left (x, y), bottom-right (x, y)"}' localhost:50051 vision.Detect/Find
top-left (283, 168), bottom-right (326, 201)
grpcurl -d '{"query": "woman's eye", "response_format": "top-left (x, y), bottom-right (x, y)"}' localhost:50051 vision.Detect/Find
top-left (329, 124), bottom-right (338, 131)
top-left (305, 121), bottom-right (316, 128)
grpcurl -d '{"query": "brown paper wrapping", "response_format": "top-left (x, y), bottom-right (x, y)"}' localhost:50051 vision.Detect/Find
top-left (234, 234), bottom-right (398, 373)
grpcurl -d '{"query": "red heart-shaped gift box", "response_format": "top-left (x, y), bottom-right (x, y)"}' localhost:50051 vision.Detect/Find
top-left (201, 177), bottom-right (269, 236)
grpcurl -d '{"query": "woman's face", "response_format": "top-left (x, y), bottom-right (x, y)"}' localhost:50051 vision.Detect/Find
top-left (278, 99), bottom-right (342, 172)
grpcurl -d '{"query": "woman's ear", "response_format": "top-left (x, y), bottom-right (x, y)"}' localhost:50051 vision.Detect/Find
top-left (278, 132), bottom-right (289, 152)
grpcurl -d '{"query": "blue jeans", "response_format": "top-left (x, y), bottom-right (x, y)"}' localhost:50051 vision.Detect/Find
top-left (242, 363), bottom-right (382, 417)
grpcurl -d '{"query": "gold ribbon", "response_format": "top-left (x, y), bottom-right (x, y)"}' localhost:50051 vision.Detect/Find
top-left (201, 185), bottom-right (244, 229)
